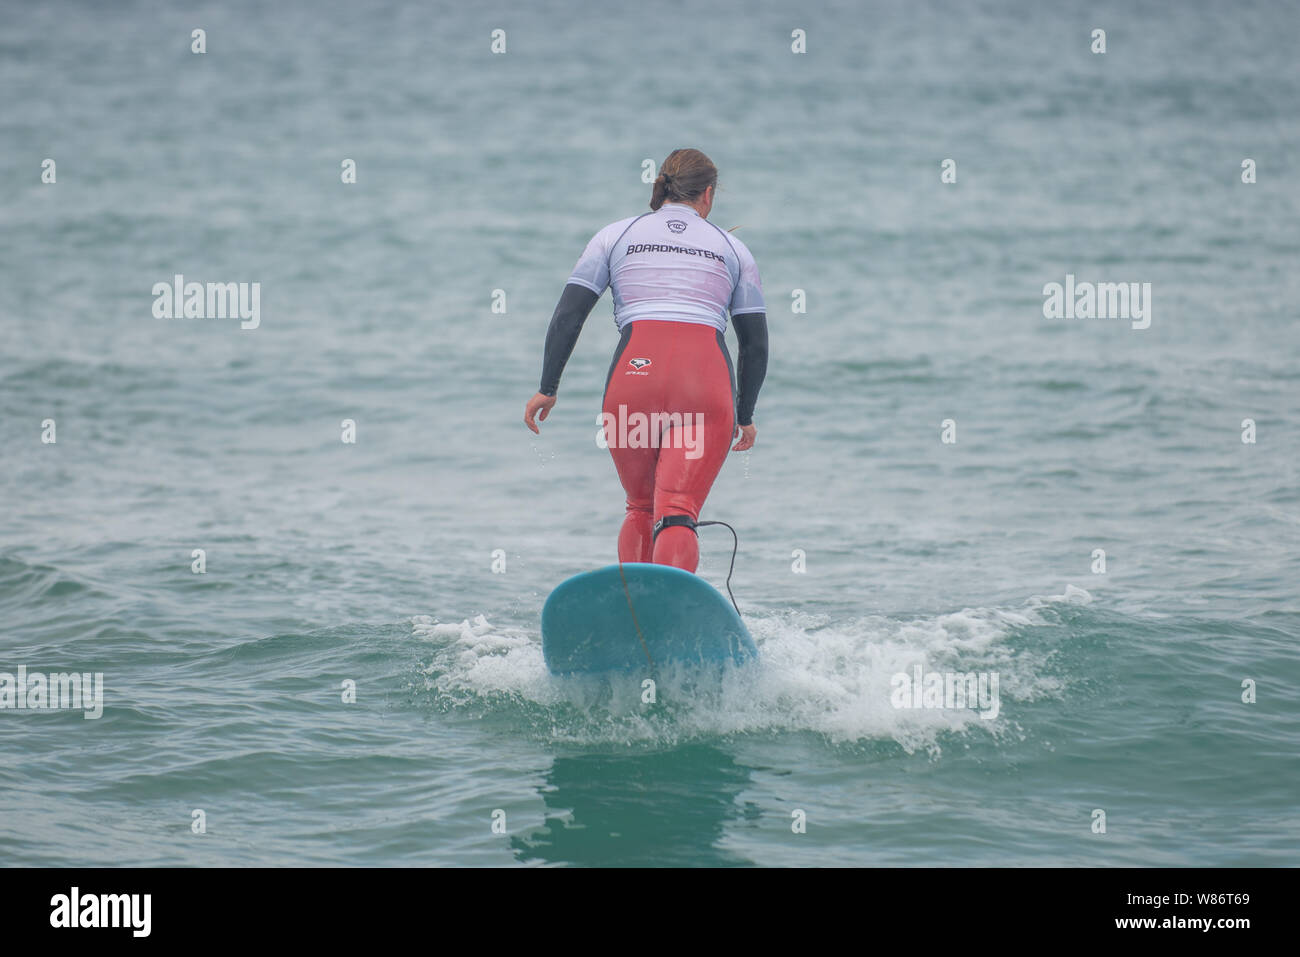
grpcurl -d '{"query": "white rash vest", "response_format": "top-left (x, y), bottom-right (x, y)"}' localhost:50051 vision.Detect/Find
top-left (566, 201), bottom-right (765, 332)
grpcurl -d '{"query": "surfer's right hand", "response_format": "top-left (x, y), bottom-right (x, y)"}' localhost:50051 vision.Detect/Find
top-left (524, 393), bottom-right (556, 434)
top-left (732, 422), bottom-right (756, 451)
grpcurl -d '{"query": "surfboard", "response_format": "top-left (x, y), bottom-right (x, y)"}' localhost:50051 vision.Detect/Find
top-left (541, 563), bottom-right (758, 675)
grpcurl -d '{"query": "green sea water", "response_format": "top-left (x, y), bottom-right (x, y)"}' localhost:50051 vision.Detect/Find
top-left (1, 0), bottom-right (1298, 866)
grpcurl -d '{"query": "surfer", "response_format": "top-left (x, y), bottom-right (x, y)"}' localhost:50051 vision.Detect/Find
top-left (524, 148), bottom-right (768, 572)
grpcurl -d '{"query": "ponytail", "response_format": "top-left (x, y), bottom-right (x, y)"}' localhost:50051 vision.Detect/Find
top-left (650, 148), bottom-right (718, 210)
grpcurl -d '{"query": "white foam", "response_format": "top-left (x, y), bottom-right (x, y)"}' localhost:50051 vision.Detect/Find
top-left (1028, 584), bottom-right (1093, 606)
top-left (409, 594), bottom-right (1070, 752)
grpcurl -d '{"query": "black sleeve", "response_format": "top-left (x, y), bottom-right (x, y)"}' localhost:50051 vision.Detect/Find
top-left (732, 312), bottom-right (768, 427)
top-left (538, 283), bottom-right (601, 396)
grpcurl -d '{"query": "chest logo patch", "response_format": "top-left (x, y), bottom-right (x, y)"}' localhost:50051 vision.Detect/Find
top-left (628, 357), bottom-right (652, 370)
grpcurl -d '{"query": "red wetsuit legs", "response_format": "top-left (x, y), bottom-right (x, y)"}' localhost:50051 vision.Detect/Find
top-left (602, 320), bottom-right (736, 573)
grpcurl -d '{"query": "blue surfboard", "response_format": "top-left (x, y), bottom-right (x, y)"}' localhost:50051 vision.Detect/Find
top-left (541, 563), bottom-right (758, 674)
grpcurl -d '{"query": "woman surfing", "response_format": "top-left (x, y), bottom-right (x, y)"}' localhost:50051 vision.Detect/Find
top-left (524, 148), bottom-right (768, 573)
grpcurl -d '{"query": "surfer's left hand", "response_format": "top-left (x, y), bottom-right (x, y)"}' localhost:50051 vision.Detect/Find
top-left (525, 393), bottom-right (556, 434)
top-left (732, 423), bottom-right (756, 451)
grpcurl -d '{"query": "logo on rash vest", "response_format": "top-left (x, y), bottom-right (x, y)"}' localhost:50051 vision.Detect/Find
top-left (666, 220), bottom-right (687, 234)
top-left (627, 357), bottom-right (652, 374)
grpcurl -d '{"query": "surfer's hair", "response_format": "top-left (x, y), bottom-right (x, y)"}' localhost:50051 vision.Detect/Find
top-left (650, 149), bottom-right (718, 210)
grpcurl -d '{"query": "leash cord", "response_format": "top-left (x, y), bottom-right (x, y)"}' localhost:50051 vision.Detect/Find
top-left (695, 520), bottom-right (741, 617)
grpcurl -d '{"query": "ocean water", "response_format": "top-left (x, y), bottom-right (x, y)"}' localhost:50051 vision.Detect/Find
top-left (2, 0), bottom-right (1298, 866)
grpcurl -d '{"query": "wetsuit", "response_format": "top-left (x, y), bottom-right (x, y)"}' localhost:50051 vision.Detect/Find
top-left (538, 201), bottom-right (768, 572)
